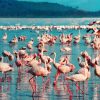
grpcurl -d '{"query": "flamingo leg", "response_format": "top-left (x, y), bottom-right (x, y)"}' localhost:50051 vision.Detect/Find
top-left (85, 81), bottom-right (88, 93)
top-left (53, 71), bottom-right (61, 85)
top-left (75, 82), bottom-right (84, 94)
top-left (42, 77), bottom-right (45, 83)
top-left (4, 72), bottom-right (7, 79)
top-left (2, 72), bottom-right (6, 82)
top-left (66, 81), bottom-right (73, 100)
top-left (43, 76), bottom-right (50, 92)
top-left (18, 67), bottom-right (21, 75)
top-left (53, 84), bottom-right (60, 94)
top-left (29, 76), bottom-right (36, 93)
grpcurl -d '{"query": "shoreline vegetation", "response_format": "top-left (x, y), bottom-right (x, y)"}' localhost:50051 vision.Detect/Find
top-left (0, 25), bottom-right (100, 31)
top-left (0, 0), bottom-right (100, 18)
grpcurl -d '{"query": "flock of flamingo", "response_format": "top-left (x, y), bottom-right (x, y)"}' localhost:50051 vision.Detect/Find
top-left (0, 21), bottom-right (100, 98)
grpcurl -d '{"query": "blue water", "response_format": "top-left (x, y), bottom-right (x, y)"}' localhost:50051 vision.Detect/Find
top-left (0, 18), bottom-right (100, 100)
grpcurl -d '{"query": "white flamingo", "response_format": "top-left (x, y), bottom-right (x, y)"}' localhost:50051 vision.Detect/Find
top-left (66, 66), bottom-right (90, 94)
top-left (2, 33), bottom-right (7, 40)
top-left (60, 47), bottom-right (71, 52)
top-left (0, 56), bottom-right (14, 79)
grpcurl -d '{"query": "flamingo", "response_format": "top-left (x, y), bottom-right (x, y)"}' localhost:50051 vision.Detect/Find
top-left (87, 27), bottom-right (100, 38)
top-left (9, 35), bottom-right (18, 44)
top-left (66, 67), bottom-right (89, 81)
top-left (91, 36), bottom-right (100, 50)
top-left (77, 57), bottom-right (86, 68)
top-left (88, 21), bottom-right (100, 26)
top-left (78, 58), bottom-right (91, 79)
top-left (27, 60), bottom-right (51, 92)
top-left (21, 53), bottom-right (39, 66)
top-left (28, 60), bottom-right (51, 76)
top-left (2, 50), bottom-right (14, 61)
top-left (94, 64), bottom-right (100, 77)
top-left (17, 47), bottom-right (28, 59)
top-left (92, 28), bottom-right (100, 37)
top-left (27, 38), bottom-right (34, 50)
top-left (59, 34), bottom-right (68, 44)
top-left (18, 35), bottom-right (26, 41)
top-left (38, 49), bottom-right (53, 64)
top-left (2, 33), bottom-right (7, 40)
top-left (66, 66), bottom-right (90, 94)
top-left (2, 50), bottom-right (10, 57)
top-left (60, 47), bottom-right (71, 52)
top-left (80, 51), bottom-right (91, 65)
top-left (95, 65), bottom-right (100, 77)
top-left (59, 33), bottom-right (72, 44)
top-left (73, 30), bottom-right (81, 44)
top-left (93, 59), bottom-right (100, 77)
top-left (36, 41), bottom-right (47, 52)
top-left (84, 37), bottom-right (92, 44)
top-left (14, 52), bottom-right (23, 67)
top-left (59, 56), bottom-right (70, 65)
top-left (81, 51), bottom-right (100, 67)
top-left (51, 52), bottom-right (75, 85)
top-left (0, 56), bottom-right (14, 79)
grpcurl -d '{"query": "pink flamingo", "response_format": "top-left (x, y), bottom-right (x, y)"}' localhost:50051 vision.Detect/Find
top-left (27, 38), bottom-right (34, 50)
top-left (51, 52), bottom-right (75, 85)
top-left (14, 52), bottom-right (24, 69)
top-left (88, 21), bottom-right (100, 26)
top-left (59, 55), bottom-right (70, 65)
top-left (14, 50), bottom-right (35, 67)
top-left (94, 64), bottom-right (100, 77)
top-left (93, 28), bottom-right (100, 38)
top-left (73, 30), bottom-right (80, 44)
top-left (59, 33), bottom-right (72, 44)
top-left (38, 49), bottom-right (53, 64)
top-left (66, 66), bottom-right (90, 94)
top-left (0, 56), bottom-right (14, 79)
top-left (60, 47), bottom-right (71, 52)
top-left (36, 41), bottom-right (47, 52)
top-left (77, 57), bottom-right (87, 68)
top-left (18, 35), bottom-right (26, 41)
top-left (94, 61), bottom-right (100, 77)
top-left (9, 35), bottom-right (18, 44)
top-left (78, 58), bottom-right (91, 79)
top-left (2, 50), bottom-right (14, 61)
top-left (27, 60), bottom-right (51, 92)
top-left (81, 51), bottom-right (100, 67)
top-left (2, 50), bottom-right (10, 57)
top-left (8, 54), bottom-right (14, 61)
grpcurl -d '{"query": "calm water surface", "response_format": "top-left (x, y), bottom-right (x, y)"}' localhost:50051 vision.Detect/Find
top-left (0, 18), bottom-right (100, 100)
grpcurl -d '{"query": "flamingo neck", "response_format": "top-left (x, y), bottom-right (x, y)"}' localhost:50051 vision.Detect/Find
top-left (53, 53), bottom-right (56, 64)
top-left (16, 53), bottom-right (20, 60)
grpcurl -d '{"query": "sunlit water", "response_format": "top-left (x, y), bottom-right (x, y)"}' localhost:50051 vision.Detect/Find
top-left (0, 18), bottom-right (100, 100)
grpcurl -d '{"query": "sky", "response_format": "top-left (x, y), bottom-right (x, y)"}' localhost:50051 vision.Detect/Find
top-left (18, 0), bottom-right (100, 11)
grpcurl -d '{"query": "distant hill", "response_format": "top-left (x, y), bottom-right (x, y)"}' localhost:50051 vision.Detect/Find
top-left (0, 0), bottom-right (100, 18)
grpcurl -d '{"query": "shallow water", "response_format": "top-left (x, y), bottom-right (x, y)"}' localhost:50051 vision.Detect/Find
top-left (0, 18), bottom-right (100, 100)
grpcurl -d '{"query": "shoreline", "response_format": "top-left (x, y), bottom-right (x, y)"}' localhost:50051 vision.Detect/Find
top-left (0, 25), bottom-right (100, 31)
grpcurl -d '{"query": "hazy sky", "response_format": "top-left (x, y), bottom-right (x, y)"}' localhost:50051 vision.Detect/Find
top-left (18, 0), bottom-right (100, 11)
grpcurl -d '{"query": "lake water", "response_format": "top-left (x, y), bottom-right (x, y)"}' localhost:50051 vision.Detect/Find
top-left (0, 18), bottom-right (100, 100)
